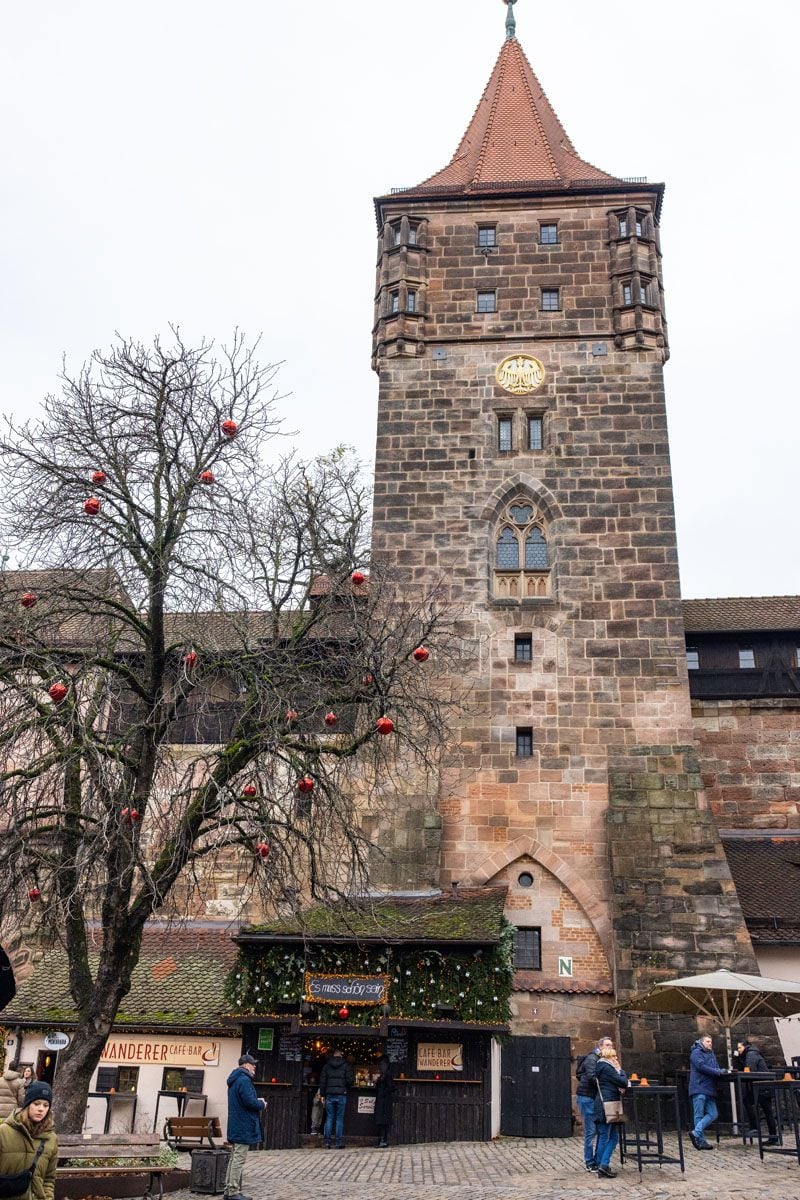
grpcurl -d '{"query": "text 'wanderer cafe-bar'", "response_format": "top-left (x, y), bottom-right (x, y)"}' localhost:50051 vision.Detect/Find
top-left (226, 888), bottom-right (513, 1146)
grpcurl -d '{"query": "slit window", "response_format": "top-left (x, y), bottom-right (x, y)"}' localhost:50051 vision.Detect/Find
top-left (639, 281), bottom-right (649, 304)
top-left (408, 223), bottom-right (419, 246)
top-left (515, 634), bottom-right (533, 662)
top-left (619, 216), bottom-right (628, 238)
top-left (635, 216), bottom-right (643, 237)
top-left (516, 727), bottom-right (534, 758)
top-left (528, 415), bottom-right (543, 450)
top-left (390, 290), bottom-right (400, 314)
top-left (407, 290), bottom-right (417, 313)
top-left (541, 288), bottom-right (560, 312)
top-left (391, 223), bottom-right (402, 247)
top-left (540, 223), bottom-right (558, 245)
top-left (739, 647), bottom-right (756, 669)
top-left (478, 225), bottom-right (497, 248)
top-left (477, 290), bottom-right (497, 313)
top-left (686, 648), bottom-right (700, 671)
top-left (498, 417), bottom-right (513, 453)
top-left (513, 927), bottom-right (542, 969)
top-left (622, 282), bottom-right (633, 306)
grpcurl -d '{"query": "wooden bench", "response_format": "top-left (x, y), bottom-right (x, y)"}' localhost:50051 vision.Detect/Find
top-left (58, 1133), bottom-right (170, 1199)
top-left (163, 1115), bottom-right (222, 1151)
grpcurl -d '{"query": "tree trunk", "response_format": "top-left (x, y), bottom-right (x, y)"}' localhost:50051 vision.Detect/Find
top-left (52, 1017), bottom-right (115, 1133)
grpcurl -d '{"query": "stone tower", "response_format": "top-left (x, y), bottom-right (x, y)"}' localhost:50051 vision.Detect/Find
top-left (370, 8), bottom-right (757, 1063)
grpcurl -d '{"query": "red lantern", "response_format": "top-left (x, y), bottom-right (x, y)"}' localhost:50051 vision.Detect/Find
top-left (376, 716), bottom-right (395, 735)
top-left (351, 570), bottom-right (365, 586)
top-left (285, 709), bottom-right (299, 723)
top-left (324, 712), bottom-right (338, 727)
top-left (20, 592), bottom-right (37, 609)
top-left (338, 1006), bottom-right (349, 1020)
top-left (84, 497), bottom-right (101, 516)
top-left (48, 682), bottom-right (68, 704)
top-left (220, 420), bottom-right (238, 438)
top-left (183, 650), bottom-right (198, 668)
top-left (91, 470), bottom-right (108, 486)
top-left (296, 776), bottom-right (314, 794)
top-left (412, 646), bottom-right (430, 663)
top-left (242, 783), bottom-right (257, 798)
top-left (28, 887), bottom-right (41, 902)
top-left (200, 470), bottom-right (215, 485)
top-left (255, 841), bottom-right (270, 859)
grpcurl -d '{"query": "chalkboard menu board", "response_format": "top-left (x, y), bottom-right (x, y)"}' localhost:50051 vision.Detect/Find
top-left (385, 1027), bottom-right (408, 1064)
top-left (279, 1032), bottom-right (302, 1062)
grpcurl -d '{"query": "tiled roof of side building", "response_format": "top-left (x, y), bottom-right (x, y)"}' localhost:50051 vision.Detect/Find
top-left (238, 888), bottom-right (509, 945)
top-left (682, 595), bottom-right (800, 633)
top-left (4, 925), bottom-right (238, 1030)
top-left (722, 836), bottom-right (800, 938)
top-left (398, 36), bottom-right (620, 196)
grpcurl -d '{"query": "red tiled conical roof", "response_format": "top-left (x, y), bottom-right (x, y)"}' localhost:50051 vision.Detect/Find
top-left (412, 36), bottom-right (619, 193)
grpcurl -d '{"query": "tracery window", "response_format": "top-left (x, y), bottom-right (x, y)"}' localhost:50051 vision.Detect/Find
top-left (493, 499), bottom-right (551, 599)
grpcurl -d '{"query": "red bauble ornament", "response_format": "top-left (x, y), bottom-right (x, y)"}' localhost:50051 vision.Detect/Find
top-left (220, 420), bottom-right (238, 438)
top-left (28, 887), bottom-right (41, 902)
top-left (285, 709), bottom-right (299, 723)
top-left (121, 807), bottom-right (130, 822)
top-left (84, 497), bottom-right (101, 516)
top-left (91, 470), bottom-right (108, 486)
top-left (200, 470), bottom-right (215, 484)
top-left (435, 1073), bottom-right (441, 1081)
top-left (338, 1006), bottom-right (349, 1020)
top-left (351, 570), bottom-right (365, 586)
top-left (362, 674), bottom-right (374, 686)
top-left (130, 809), bottom-right (141, 823)
top-left (412, 646), bottom-right (430, 663)
top-left (183, 650), bottom-right (198, 668)
top-left (324, 712), bottom-right (338, 727)
top-left (20, 592), bottom-right (37, 609)
top-left (270, 1076), bottom-right (277, 1084)
top-left (376, 716), bottom-right (395, 735)
top-left (48, 682), bottom-right (68, 704)
top-left (296, 776), bottom-right (314, 794)
top-left (242, 783), bottom-right (257, 798)
top-left (255, 841), bottom-right (270, 859)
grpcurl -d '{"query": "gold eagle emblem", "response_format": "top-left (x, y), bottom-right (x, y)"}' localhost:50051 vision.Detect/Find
top-left (495, 354), bottom-right (545, 395)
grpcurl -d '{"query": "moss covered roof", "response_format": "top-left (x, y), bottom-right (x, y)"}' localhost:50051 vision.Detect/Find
top-left (238, 888), bottom-right (508, 946)
top-left (5, 926), bottom-right (237, 1031)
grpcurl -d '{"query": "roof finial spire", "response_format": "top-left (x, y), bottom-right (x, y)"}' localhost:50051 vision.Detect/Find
top-left (505, 0), bottom-right (517, 40)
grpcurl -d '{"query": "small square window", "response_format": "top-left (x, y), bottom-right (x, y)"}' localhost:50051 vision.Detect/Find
top-left (498, 417), bottom-right (513, 452)
top-left (619, 216), bottom-right (628, 238)
top-left (540, 224), bottom-right (558, 245)
top-left (478, 226), bottom-right (497, 248)
top-left (513, 927), bottom-right (542, 970)
top-left (516, 727), bottom-right (534, 757)
top-left (739, 647), bottom-right (756, 669)
top-left (515, 635), bottom-right (533, 662)
top-left (622, 283), bottom-right (633, 306)
top-left (407, 290), bottom-right (417, 313)
top-left (528, 415), bottom-right (543, 451)
top-left (477, 290), bottom-right (497, 313)
top-left (541, 288), bottom-right (560, 312)
top-left (390, 291), bottom-right (400, 314)
top-left (686, 648), bottom-right (700, 671)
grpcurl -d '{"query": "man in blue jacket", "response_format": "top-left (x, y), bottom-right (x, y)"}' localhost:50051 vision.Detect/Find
top-left (223, 1053), bottom-right (266, 1200)
top-left (688, 1035), bottom-right (725, 1150)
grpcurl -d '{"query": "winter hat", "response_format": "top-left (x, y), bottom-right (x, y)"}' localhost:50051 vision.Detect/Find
top-left (238, 1054), bottom-right (257, 1066)
top-left (23, 1081), bottom-right (52, 1108)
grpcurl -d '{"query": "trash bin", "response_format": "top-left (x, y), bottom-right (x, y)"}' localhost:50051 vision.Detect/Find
top-left (190, 1147), bottom-right (230, 1194)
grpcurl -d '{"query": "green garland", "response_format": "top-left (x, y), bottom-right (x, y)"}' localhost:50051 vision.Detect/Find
top-left (224, 924), bottom-right (514, 1027)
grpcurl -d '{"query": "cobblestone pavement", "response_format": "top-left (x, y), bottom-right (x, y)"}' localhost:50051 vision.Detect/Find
top-left (174, 1136), bottom-right (800, 1200)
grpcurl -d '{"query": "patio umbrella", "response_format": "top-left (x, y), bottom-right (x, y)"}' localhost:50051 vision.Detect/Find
top-left (617, 968), bottom-right (800, 1066)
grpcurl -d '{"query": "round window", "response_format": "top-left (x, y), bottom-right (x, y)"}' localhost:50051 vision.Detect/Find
top-left (517, 871), bottom-right (534, 888)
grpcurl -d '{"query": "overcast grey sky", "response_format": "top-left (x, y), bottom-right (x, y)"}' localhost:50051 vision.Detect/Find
top-left (1, 0), bottom-right (797, 599)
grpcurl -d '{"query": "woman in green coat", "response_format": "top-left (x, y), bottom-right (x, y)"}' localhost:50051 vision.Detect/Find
top-left (0, 1081), bottom-right (58, 1200)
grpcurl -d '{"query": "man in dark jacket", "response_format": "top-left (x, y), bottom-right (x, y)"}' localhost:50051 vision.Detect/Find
top-left (575, 1037), bottom-right (613, 1171)
top-left (319, 1050), bottom-right (355, 1149)
top-left (734, 1038), bottom-right (779, 1143)
top-left (223, 1054), bottom-right (266, 1200)
top-left (688, 1035), bottom-right (725, 1150)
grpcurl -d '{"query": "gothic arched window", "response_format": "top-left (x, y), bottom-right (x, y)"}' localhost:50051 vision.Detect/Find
top-left (493, 498), bottom-right (551, 599)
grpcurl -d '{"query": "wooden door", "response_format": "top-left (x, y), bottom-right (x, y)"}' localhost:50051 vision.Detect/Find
top-left (500, 1036), bottom-right (572, 1138)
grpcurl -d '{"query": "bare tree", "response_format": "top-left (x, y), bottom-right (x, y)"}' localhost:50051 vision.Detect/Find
top-left (0, 332), bottom-right (459, 1131)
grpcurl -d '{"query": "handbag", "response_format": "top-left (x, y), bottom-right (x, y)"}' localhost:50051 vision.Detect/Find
top-left (596, 1078), bottom-right (625, 1124)
top-left (0, 1139), bottom-right (46, 1198)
